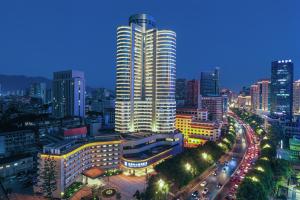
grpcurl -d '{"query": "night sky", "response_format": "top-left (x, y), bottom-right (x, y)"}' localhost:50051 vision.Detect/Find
top-left (0, 0), bottom-right (299, 91)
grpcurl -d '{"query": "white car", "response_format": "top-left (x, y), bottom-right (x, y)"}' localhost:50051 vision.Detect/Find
top-left (202, 188), bottom-right (209, 195)
top-left (200, 181), bottom-right (207, 187)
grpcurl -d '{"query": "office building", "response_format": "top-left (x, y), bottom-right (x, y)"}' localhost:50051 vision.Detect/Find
top-left (270, 60), bottom-right (293, 118)
top-left (52, 70), bottom-right (85, 118)
top-left (115, 14), bottom-right (176, 133)
top-left (186, 79), bottom-right (200, 108)
top-left (201, 96), bottom-right (223, 121)
top-left (175, 78), bottom-right (187, 107)
top-left (30, 82), bottom-right (47, 104)
top-left (200, 67), bottom-right (220, 96)
top-left (293, 80), bottom-right (300, 115)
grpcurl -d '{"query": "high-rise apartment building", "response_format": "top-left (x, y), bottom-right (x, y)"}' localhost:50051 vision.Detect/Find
top-left (186, 79), bottom-right (200, 108)
top-left (270, 60), bottom-right (293, 118)
top-left (52, 70), bottom-right (85, 118)
top-left (115, 14), bottom-right (176, 133)
top-left (257, 80), bottom-right (270, 112)
top-left (293, 80), bottom-right (300, 115)
top-left (250, 80), bottom-right (270, 113)
top-left (200, 67), bottom-right (220, 97)
top-left (29, 82), bottom-right (46, 104)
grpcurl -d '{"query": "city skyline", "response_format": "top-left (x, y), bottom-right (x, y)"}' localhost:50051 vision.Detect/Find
top-left (0, 1), bottom-right (299, 92)
top-left (0, 4), bottom-right (299, 199)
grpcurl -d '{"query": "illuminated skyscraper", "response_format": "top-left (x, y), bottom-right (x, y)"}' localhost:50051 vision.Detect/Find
top-left (115, 14), bottom-right (176, 133)
top-left (52, 70), bottom-right (85, 118)
top-left (270, 60), bottom-right (293, 118)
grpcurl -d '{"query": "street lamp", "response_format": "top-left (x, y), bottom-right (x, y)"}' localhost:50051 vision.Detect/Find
top-left (250, 176), bottom-right (259, 182)
top-left (158, 179), bottom-right (165, 189)
top-left (256, 166), bottom-right (264, 172)
top-left (157, 179), bottom-right (168, 200)
top-left (263, 144), bottom-right (271, 149)
top-left (202, 152), bottom-right (208, 160)
top-left (185, 163), bottom-right (191, 171)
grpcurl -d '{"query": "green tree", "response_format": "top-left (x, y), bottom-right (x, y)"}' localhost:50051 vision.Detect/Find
top-left (237, 179), bottom-right (267, 200)
top-left (39, 156), bottom-right (57, 199)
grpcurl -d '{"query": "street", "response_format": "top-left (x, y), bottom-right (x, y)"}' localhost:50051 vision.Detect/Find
top-left (187, 118), bottom-right (247, 200)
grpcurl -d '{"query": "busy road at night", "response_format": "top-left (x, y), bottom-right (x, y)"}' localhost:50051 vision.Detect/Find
top-left (188, 114), bottom-right (260, 200)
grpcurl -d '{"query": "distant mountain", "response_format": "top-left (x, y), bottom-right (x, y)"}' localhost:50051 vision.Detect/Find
top-left (0, 74), bottom-right (52, 91)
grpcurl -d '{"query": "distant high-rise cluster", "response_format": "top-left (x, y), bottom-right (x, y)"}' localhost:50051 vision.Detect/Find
top-left (115, 14), bottom-right (176, 134)
top-left (52, 70), bottom-right (85, 118)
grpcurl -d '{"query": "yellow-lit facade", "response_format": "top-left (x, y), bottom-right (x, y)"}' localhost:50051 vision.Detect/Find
top-left (176, 114), bottom-right (221, 148)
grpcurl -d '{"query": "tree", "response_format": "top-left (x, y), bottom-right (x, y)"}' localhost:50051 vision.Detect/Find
top-left (39, 156), bottom-right (57, 199)
top-left (237, 179), bottom-right (267, 200)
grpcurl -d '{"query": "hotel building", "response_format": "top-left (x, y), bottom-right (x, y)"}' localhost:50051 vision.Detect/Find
top-left (36, 133), bottom-right (183, 198)
top-left (115, 14), bottom-right (176, 134)
top-left (175, 108), bottom-right (222, 147)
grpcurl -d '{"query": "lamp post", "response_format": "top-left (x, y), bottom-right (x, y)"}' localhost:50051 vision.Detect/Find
top-left (157, 179), bottom-right (168, 200)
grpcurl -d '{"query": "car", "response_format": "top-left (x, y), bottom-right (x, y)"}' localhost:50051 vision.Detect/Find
top-left (217, 183), bottom-right (223, 188)
top-left (222, 167), bottom-right (227, 172)
top-left (202, 188), bottom-right (209, 195)
top-left (225, 194), bottom-right (234, 200)
top-left (191, 190), bottom-right (199, 197)
top-left (200, 180), bottom-right (207, 187)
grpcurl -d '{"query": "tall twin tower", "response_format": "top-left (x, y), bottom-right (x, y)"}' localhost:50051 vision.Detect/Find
top-left (115, 14), bottom-right (176, 134)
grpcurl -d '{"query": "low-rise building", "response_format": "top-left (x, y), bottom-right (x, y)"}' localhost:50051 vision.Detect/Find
top-left (176, 114), bottom-right (222, 148)
top-left (0, 129), bottom-right (36, 157)
top-left (35, 132), bottom-right (183, 199)
top-left (0, 154), bottom-right (33, 178)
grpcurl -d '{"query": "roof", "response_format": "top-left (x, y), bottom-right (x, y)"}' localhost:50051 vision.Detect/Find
top-left (0, 153), bottom-right (32, 165)
top-left (82, 167), bottom-right (105, 179)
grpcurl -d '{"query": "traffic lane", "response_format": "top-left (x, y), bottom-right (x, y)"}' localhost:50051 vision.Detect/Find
top-left (189, 122), bottom-right (246, 199)
top-left (216, 132), bottom-right (258, 199)
top-left (198, 158), bottom-right (241, 199)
